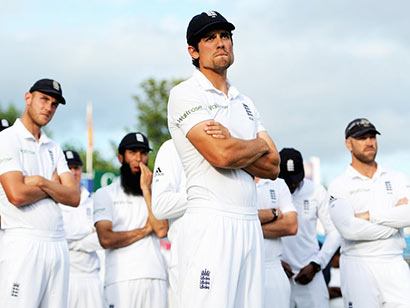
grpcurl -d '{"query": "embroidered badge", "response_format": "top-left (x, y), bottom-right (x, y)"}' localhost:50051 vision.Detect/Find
top-left (269, 189), bottom-right (277, 203)
top-left (385, 181), bottom-right (392, 194)
top-left (303, 200), bottom-right (309, 213)
top-left (11, 283), bottom-right (20, 297)
top-left (199, 268), bottom-right (211, 289)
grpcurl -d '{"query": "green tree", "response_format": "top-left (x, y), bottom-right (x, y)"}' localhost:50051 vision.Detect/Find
top-left (133, 78), bottom-right (184, 168)
top-left (0, 103), bottom-right (22, 124)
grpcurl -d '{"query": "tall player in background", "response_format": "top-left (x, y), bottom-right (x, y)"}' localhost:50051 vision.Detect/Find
top-left (167, 11), bottom-right (280, 308)
top-left (256, 177), bottom-right (298, 307)
top-left (0, 79), bottom-right (80, 308)
top-left (59, 150), bottom-right (105, 308)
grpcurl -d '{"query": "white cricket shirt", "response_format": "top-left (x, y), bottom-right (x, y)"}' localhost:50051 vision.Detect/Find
top-left (256, 178), bottom-right (296, 263)
top-left (93, 179), bottom-right (167, 286)
top-left (0, 119), bottom-right (69, 233)
top-left (60, 186), bottom-right (101, 274)
top-left (281, 179), bottom-right (340, 273)
top-left (168, 70), bottom-right (265, 210)
top-left (328, 165), bottom-right (410, 257)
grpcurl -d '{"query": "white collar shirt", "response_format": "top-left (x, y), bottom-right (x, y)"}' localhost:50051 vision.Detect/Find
top-left (167, 70), bottom-right (266, 210)
top-left (0, 118), bottom-right (69, 233)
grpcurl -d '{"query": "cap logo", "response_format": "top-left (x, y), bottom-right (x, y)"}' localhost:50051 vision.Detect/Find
top-left (52, 80), bottom-right (60, 91)
top-left (206, 11), bottom-right (218, 18)
top-left (1, 119), bottom-right (9, 127)
top-left (136, 133), bottom-right (144, 143)
top-left (66, 151), bottom-right (74, 159)
top-left (286, 159), bottom-right (295, 172)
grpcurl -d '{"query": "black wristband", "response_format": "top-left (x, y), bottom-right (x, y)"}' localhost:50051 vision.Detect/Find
top-left (309, 261), bottom-right (321, 273)
top-left (271, 208), bottom-right (278, 222)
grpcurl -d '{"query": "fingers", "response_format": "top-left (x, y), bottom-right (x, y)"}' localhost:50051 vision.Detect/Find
top-left (204, 121), bottom-right (231, 139)
top-left (395, 197), bottom-right (408, 206)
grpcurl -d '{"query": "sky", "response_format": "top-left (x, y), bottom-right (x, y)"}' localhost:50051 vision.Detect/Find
top-left (1, 0), bottom-right (410, 185)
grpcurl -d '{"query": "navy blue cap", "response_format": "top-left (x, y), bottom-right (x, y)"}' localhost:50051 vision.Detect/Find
top-left (0, 119), bottom-right (10, 132)
top-left (345, 118), bottom-right (380, 139)
top-left (279, 148), bottom-right (305, 185)
top-left (64, 150), bottom-right (83, 166)
top-left (118, 132), bottom-right (152, 153)
top-left (30, 78), bottom-right (66, 105)
top-left (187, 11), bottom-right (235, 46)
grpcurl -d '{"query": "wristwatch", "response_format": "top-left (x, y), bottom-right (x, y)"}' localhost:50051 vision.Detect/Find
top-left (271, 208), bottom-right (279, 222)
top-left (309, 261), bottom-right (321, 273)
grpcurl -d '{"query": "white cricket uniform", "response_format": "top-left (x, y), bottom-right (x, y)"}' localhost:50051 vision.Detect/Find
top-left (168, 70), bottom-right (266, 308)
top-left (59, 186), bottom-right (105, 308)
top-left (93, 179), bottom-right (168, 308)
top-left (152, 139), bottom-right (187, 308)
top-left (256, 178), bottom-right (296, 308)
top-left (328, 165), bottom-right (410, 307)
top-left (281, 179), bottom-right (340, 308)
top-left (0, 118), bottom-right (70, 308)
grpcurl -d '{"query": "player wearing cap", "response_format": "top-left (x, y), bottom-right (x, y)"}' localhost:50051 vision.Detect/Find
top-left (328, 118), bottom-right (410, 307)
top-left (279, 148), bottom-right (340, 308)
top-left (0, 79), bottom-right (80, 308)
top-left (167, 11), bottom-right (280, 308)
top-left (94, 132), bottom-right (169, 308)
top-left (59, 150), bottom-right (105, 308)
top-left (256, 177), bottom-right (298, 308)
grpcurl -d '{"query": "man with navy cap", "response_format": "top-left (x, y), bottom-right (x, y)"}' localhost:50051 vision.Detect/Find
top-left (94, 132), bottom-right (169, 308)
top-left (167, 11), bottom-right (280, 308)
top-left (279, 148), bottom-right (340, 308)
top-left (59, 150), bottom-right (105, 308)
top-left (328, 118), bottom-right (410, 307)
top-left (0, 79), bottom-right (80, 308)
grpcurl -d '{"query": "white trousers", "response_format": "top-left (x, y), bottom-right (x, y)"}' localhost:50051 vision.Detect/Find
top-left (265, 261), bottom-right (291, 308)
top-left (177, 206), bottom-right (265, 308)
top-left (0, 229), bottom-right (69, 308)
top-left (105, 278), bottom-right (167, 308)
top-left (341, 255), bottom-right (410, 308)
top-left (289, 270), bottom-right (329, 308)
top-left (67, 272), bottom-right (105, 308)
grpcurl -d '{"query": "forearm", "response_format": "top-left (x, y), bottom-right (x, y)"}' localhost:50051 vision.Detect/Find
top-left (313, 230), bottom-right (341, 268)
top-left (152, 191), bottom-right (187, 220)
top-left (68, 232), bottom-right (102, 253)
top-left (143, 187), bottom-right (169, 238)
top-left (370, 204), bottom-right (410, 229)
top-left (261, 212), bottom-right (297, 238)
top-left (39, 178), bottom-right (80, 207)
top-left (98, 226), bottom-right (151, 249)
top-left (243, 151), bottom-right (280, 180)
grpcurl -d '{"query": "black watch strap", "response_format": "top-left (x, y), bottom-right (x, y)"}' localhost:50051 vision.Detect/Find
top-left (309, 261), bottom-right (321, 273)
top-left (271, 208), bottom-right (278, 222)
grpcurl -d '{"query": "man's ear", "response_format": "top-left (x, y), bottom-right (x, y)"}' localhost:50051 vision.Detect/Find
top-left (345, 138), bottom-right (352, 152)
top-left (25, 92), bottom-right (33, 106)
top-left (188, 45), bottom-right (199, 60)
top-left (118, 153), bottom-right (124, 164)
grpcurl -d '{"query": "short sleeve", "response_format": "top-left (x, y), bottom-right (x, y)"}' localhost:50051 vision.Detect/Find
top-left (93, 187), bottom-right (113, 224)
top-left (0, 131), bottom-right (22, 175)
top-left (168, 83), bottom-right (213, 136)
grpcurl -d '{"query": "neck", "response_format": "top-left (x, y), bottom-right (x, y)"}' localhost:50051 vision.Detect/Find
top-left (21, 111), bottom-right (41, 141)
top-left (350, 159), bottom-right (377, 178)
top-left (200, 67), bottom-right (228, 95)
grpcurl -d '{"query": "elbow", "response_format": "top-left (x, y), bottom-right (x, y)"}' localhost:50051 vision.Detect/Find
top-left (288, 223), bottom-right (298, 236)
top-left (8, 195), bottom-right (26, 207)
top-left (98, 237), bottom-right (111, 249)
top-left (155, 227), bottom-right (169, 239)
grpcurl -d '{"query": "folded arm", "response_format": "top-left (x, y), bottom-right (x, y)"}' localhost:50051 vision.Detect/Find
top-left (260, 210), bottom-right (297, 238)
top-left (95, 219), bottom-right (152, 249)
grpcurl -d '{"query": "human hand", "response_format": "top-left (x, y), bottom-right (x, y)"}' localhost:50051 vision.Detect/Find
top-left (204, 121), bottom-right (231, 139)
top-left (354, 211), bottom-right (370, 221)
top-left (52, 170), bottom-right (61, 183)
top-left (23, 175), bottom-right (44, 187)
top-left (281, 260), bottom-right (294, 278)
top-left (395, 197), bottom-right (408, 206)
top-left (294, 263), bottom-right (316, 285)
top-left (139, 162), bottom-right (152, 191)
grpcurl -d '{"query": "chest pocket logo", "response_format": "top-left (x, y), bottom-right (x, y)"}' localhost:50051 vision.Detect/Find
top-left (303, 200), bottom-right (309, 213)
top-left (242, 103), bottom-right (254, 121)
top-left (385, 181), bottom-right (393, 194)
top-left (269, 189), bottom-right (277, 204)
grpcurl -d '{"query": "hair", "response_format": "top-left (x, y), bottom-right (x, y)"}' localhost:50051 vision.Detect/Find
top-left (190, 31), bottom-right (233, 69)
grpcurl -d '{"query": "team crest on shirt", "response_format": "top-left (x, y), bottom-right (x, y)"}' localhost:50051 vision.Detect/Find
top-left (348, 302), bottom-right (353, 308)
top-left (48, 150), bottom-right (55, 165)
top-left (385, 181), bottom-right (393, 194)
top-left (241, 103), bottom-right (254, 121)
top-left (199, 268), bottom-right (211, 289)
top-left (11, 282), bottom-right (20, 297)
top-left (269, 189), bottom-right (277, 203)
top-left (303, 200), bottom-right (309, 213)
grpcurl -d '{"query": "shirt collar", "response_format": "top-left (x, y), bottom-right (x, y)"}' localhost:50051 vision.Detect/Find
top-left (14, 118), bottom-right (52, 145)
top-left (346, 164), bottom-right (386, 180)
top-left (192, 69), bottom-right (240, 99)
